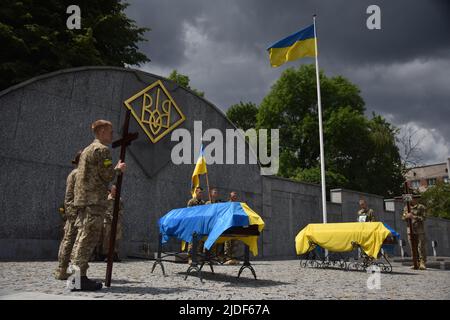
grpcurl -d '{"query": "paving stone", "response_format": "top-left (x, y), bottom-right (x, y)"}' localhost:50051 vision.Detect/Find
top-left (0, 260), bottom-right (448, 300)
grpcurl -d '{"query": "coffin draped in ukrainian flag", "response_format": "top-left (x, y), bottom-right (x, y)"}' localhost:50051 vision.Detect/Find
top-left (295, 222), bottom-right (392, 259)
top-left (159, 202), bottom-right (265, 256)
top-left (383, 223), bottom-right (400, 239)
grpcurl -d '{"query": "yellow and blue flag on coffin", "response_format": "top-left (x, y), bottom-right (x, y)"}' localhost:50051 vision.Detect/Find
top-left (191, 144), bottom-right (207, 196)
top-left (159, 202), bottom-right (265, 256)
top-left (267, 24), bottom-right (316, 67)
top-left (295, 222), bottom-right (391, 259)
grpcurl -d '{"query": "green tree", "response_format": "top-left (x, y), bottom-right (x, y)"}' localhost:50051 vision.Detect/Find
top-left (257, 64), bottom-right (403, 197)
top-left (226, 101), bottom-right (258, 130)
top-left (168, 70), bottom-right (204, 97)
top-left (365, 115), bottom-right (404, 196)
top-left (257, 65), bottom-right (364, 174)
top-left (293, 167), bottom-right (348, 191)
top-left (0, 0), bottom-right (149, 91)
top-left (324, 108), bottom-right (404, 196)
top-left (421, 182), bottom-right (450, 220)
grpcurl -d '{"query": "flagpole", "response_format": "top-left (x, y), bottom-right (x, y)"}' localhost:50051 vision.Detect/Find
top-left (205, 173), bottom-right (212, 203)
top-left (313, 14), bottom-right (327, 224)
top-left (200, 137), bottom-right (212, 202)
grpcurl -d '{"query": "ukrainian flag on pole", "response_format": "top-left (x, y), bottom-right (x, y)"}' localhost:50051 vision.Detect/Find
top-left (267, 24), bottom-right (316, 67)
top-left (267, 16), bottom-right (329, 227)
top-left (191, 144), bottom-right (207, 196)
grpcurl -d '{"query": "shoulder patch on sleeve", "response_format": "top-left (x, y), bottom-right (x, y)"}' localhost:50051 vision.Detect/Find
top-left (103, 159), bottom-right (113, 168)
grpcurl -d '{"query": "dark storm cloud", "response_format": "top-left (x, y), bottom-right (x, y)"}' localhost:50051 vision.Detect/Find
top-left (347, 58), bottom-right (450, 164)
top-left (127, 0), bottom-right (450, 65)
top-left (125, 0), bottom-right (450, 164)
top-left (125, 0), bottom-right (204, 67)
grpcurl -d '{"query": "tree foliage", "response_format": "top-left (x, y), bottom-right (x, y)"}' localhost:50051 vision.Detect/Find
top-left (168, 70), bottom-right (204, 98)
top-left (0, 0), bottom-right (149, 90)
top-left (255, 64), bottom-right (403, 197)
top-left (421, 182), bottom-right (450, 220)
top-left (226, 101), bottom-right (258, 131)
top-left (293, 167), bottom-right (348, 191)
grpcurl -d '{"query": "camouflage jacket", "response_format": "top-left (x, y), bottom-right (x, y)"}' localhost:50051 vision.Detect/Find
top-left (64, 168), bottom-right (78, 219)
top-left (187, 197), bottom-right (205, 207)
top-left (74, 139), bottom-right (116, 208)
top-left (357, 208), bottom-right (375, 222)
top-left (104, 196), bottom-right (124, 225)
top-left (402, 204), bottom-right (426, 234)
top-left (205, 199), bottom-right (223, 204)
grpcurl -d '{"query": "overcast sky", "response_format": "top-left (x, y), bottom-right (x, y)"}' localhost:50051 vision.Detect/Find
top-left (125, 0), bottom-right (450, 165)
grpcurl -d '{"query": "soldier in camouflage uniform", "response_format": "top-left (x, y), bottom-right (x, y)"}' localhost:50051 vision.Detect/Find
top-left (205, 188), bottom-right (223, 259)
top-left (54, 150), bottom-right (82, 280)
top-left (357, 199), bottom-right (375, 222)
top-left (186, 187), bottom-right (205, 263)
top-left (101, 185), bottom-right (124, 262)
top-left (187, 187), bottom-right (206, 207)
top-left (402, 196), bottom-right (427, 270)
top-left (224, 191), bottom-right (240, 265)
top-left (205, 188), bottom-right (222, 204)
top-left (70, 120), bottom-right (126, 291)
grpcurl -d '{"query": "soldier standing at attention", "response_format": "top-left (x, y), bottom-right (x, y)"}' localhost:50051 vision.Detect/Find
top-left (102, 185), bottom-right (124, 262)
top-left (70, 120), bottom-right (126, 291)
top-left (205, 187), bottom-right (222, 258)
top-left (187, 187), bottom-right (206, 207)
top-left (186, 187), bottom-right (205, 264)
top-left (205, 188), bottom-right (222, 204)
top-left (54, 150), bottom-right (82, 280)
top-left (357, 199), bottom-right (375, 222)
top-left (402, 196), bottom-right (427, 270)
top-left (224, 191), bottom-right (240, 265)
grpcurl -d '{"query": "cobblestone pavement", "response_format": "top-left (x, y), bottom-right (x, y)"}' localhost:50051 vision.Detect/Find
top-left (0, 260), bottom-right (449, 300)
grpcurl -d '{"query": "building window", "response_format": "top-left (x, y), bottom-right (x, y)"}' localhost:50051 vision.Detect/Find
top-left (410, 180), bottom-right (420, 189)
top-left (427, 178), bottom-right (437, 186)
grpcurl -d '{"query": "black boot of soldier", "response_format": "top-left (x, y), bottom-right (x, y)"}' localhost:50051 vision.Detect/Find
top-left (71, 276), bottom-right (103, 291)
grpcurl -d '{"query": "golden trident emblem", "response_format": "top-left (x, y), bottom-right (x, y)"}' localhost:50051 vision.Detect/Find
top-left (124, 80), bottom-right (186, 143)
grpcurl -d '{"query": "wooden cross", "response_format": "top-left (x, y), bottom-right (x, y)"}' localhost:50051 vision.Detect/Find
top-left (403, 182), bottom-right (419, 270)
top-left (105, 109), bottom-right (139, 287)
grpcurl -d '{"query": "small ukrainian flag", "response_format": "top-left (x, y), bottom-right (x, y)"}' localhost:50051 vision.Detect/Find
top-left (267, 24), bottom-right (316, 67)
top-left (191, 144), bottom-right (207, 196)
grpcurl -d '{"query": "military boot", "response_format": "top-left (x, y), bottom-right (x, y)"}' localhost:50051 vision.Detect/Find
top-left (54, 267), bottom-right (71, 280)
top-left (224, 259), bottom-right (240, 265)
top-left (70, 276), bottom-right (103, 291)
top-left (419, 260), bottom-right (427, 270)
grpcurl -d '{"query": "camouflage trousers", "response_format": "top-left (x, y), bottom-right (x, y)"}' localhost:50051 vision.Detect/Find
top-left (209, 243), bottom-right (222, 257)
top-left (101, 222), bottom-right (122, 256)
top-left (71, 205), bottom-right (105, 276)
top-left (224, 240), bottom-right (235, 259)
top-left (187, 241), bottom-right (204, 259)
top-left (57, 215), bottom-right (78, 269)
top-left (185, 242), bottom-right (224, 263)
top-left (408, 232), bottom-right (427, 263)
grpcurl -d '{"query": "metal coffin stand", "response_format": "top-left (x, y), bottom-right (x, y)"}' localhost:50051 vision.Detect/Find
top-left (151, 225), bottom-right (260, 282)
top-left (299, 239), bottom-right (393, 273)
